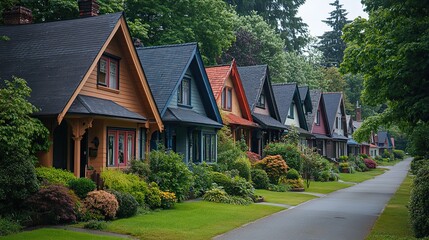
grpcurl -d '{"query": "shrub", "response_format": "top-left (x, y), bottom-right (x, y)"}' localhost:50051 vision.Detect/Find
top-left (125, 159), bottom-right (151, 180)
top-left (393, 150), bottom-right (405, 160)
top-left (25, 184), bottom-right (78, 224)
top-left (267, 184), bottom-right (289, 192)
top-left (246, 151), bottom-right (261, 164)
top-left (145, 182), bottom-right (161, 209)
top-left (316, 170), bottom-right (330, 182)
top-left (203, 187), bottom-right (230, 203)
top-left (83, 220), bottom-right (107, 230)
top-left (285, 179), bottom-right (304, 189)
top-left (68, 178), bottom-right (96, 199)
top-left (84, 190), bottom-right (119, 220)
top-left (286, 168), bottom-right (300, 180)
top-left (217, 126), bottom-right (245, 169)
top-left (382, 149), bottom-right (392, 159)
top-left (410, 165), bottom-right (429, 238)
top-left (190, 163), bottom-right (213, 197)
top-left (160, 191), bottom-right (177, 209)
top-left (230, 157), bottom-right (251, 181)
top-left (0, 218), bottom-right (22, 236)
top-left (251, 169), bottom-right (269, 189)
top-left (211, 172), bottom-right (232, 189)
top-left (228, 176), bottom-right (254, 198)
top-left (149, 149), bottom-right (193, 202)
top-left (363, 159), bottom-right (377, 169)
top-left (339, 155), bottom-right (348, 162)
top-left (264, 142), bottom-right (302, 171)
top-left (101, 169), bottom-right (148, 205)
top-left (35, 167), bottom-right (76, 186)
top-left (108, 190), bottom-right (139, 218)
top-left (350, 157), bottom-right (368, 172)
top-left (410, 158), bottom-right (428, 175)
top-left (255, 155), bottom-right (288, 184)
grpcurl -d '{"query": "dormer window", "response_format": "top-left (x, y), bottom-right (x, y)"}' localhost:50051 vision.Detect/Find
top-left (221, 87), bottom-right (232, 111)
top-left (98, 56), bottom-right (119, 90)
top-left (288, 102), bottom-right (295, 119)
top-left (178, 77), bottom-right (191, 106)
top-left (316, 110), bottom-right (320, 125)
top-left (256, 92), bottom-right (265, 108)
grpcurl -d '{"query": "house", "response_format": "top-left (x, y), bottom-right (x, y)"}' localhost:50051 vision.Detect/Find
top-left (306, 90), bottom-right (331, 156)
top-left (0, 4), bottom-right (163, 177)
top-left (323, 92), bottom-right (348, 160)
top-left (346, 115), bottom-right (360, 157)
top-left (272, 83), bottom-right (313, 146)
top-left (206, 60), bottom-right (259, 150)
top-left (238, 65), bottom-right (286, 155)
top-left (352, 104), bottom-right (370, 156)
top-left (136, 43), bottom-right (223, 164)
top-left (376, 131), bottom-right (394, 154)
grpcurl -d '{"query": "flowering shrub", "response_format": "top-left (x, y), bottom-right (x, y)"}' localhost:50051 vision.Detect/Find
top-left (160, 191), bottom-right (177, 209)
top-left (26, 184), bottom-right (78, 224)
top-left (254, 155), bottom-right (288, 184)
top-left (264, 143), bottom-right (302, 171)
top-left (84, 190), bottom-right (118, 220)
top-left (363, 159), bottom-right (377, 169)
top-left (246, 151), bottom-right (261, 164)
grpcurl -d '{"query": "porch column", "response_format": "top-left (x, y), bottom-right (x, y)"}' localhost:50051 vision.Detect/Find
top-left (69, 118), bottom-right (93, 177)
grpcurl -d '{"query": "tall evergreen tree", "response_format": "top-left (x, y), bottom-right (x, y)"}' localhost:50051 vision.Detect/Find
top-left (318, 0), bottom-right (351, 67)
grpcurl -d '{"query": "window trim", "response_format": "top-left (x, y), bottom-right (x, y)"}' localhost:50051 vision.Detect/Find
top-left (107, 128), bottom-right (135, 167)
top-left (178, 77), bottom-right (191, 107)
top-left (316, 110), bottom-right (320, 125)
top-left (202, 133), bottom-right (216, 163)
top-left (97, 55), bottom-right (120, 90)
top-left (221, 86), bottom-right (233, 111)
top-left (256, 92), bottom-right (266, 108)
top-left (288, 102), bottom-right (295, 119)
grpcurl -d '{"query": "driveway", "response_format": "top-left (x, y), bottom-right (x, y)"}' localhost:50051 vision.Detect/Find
top-left (215, 158), bottom-right (412, 240)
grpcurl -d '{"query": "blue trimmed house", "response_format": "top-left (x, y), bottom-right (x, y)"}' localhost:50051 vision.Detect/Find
top-left (136, 43), bottom-right (223, 164)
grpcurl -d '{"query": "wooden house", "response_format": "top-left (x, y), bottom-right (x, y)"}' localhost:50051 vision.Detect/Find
top-left (206, 60), bottom-right (259, 150)
top-left (306, 90), bottom-right (331, 156)
top-left (0, 6), bottom-right (163, 177)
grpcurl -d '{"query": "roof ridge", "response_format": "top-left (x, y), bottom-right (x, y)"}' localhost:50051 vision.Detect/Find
top-left (77, 95), bottom-right (93, 114)
top-left (272, 82), bottom-right (296, 86)
top-left (167, 108), bottom-right (181, 121)
top-left (206, 63), bottom-right (231, 68)
top-left (137, 42), bottom-right (197, 50)
top-left (238, 64), bottom-right (268, 68)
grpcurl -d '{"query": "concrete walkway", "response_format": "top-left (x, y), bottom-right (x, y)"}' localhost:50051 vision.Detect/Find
top-left (215, 158), bottom-right (412, 240)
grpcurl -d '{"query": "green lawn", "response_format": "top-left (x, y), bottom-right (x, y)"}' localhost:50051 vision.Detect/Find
top-left (255, 189), bottom-right (317, 205)
top-left (338, 168), bottom-right (387, 183)
top-left (376, 158), bottom-right (404, 166)
top-left (1, 228), bottom-right (123, 240)
top-left (366, 174), bottom-right (420, 240)
top-left (105, 201), bottom-right (283, 240)
top-left (304, 181), bottom-right (353, 194)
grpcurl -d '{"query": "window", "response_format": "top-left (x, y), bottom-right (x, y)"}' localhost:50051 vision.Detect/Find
top-left (203, 133), bottom-right (216, 163)
top-left (256, 92), bottom-right (265, 108)
top-left (316, 110), bottom-right (320, 125)
top-left (178, 77), bottom-right (191, 106)
top-left (98, 56), bottom-right (119, 90)
top-left (288, 102), bottom-right (295, 119)
top-left (107, 129), bottom-right (135, 166)
top-left (221, 87), bottom-right (232, 111)
top-left (336, 117), bottom-right (339, 128)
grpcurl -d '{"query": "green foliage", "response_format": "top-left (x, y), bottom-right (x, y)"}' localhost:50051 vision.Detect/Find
top-left (410, 158), bottom-right (428, 175)
top-left (145, 182), bottom-right (161, 209)
top-left (26, 185), bottom-right (78, 224)
top-left (19, 0), bottom-right (78, 22)
top-left (284, 178), bottom-right (304, 190)
top-left (211, 172), bottom-right (231, 188)
top-left (35, 167), bottom-right (76, 186)
top-left (264, 142), bottom-right (302, 171)
top-left (349, 156), bottom-right (368, 172)
top-left (83, 220), bottom-right (107, 230)
top-left (160, 191), bottom-right (177, 209)
top-left (250, 169), bottom-right (269, 189)
top-left (286, 168), bottom-right (300, 180)
top-left (230, 157), bottom-right (251, 181)
top-left (392, 150), bottom-right (405, 160)
top-left (203, 186), bottom-right (230, 203)
top-left (0, 77), bottom-right (50, 212)
top-left (267, 183), bottom-right (290, 192)
top-left (0, 218), bottom-right (22, 236)
top-left (210, 172), bottom-right (254, 198)
top-left (107, 190), bottom-right (139, 218)
top-left (149, 149), bottom-right (193, 202)
top-left (217, 126), bottom-right (245, 170)
top-left (410, 164), bottom-right (429, 238)
top-left (125, 159), bottom-right (151, 181)
top-left (68, 178), bottom-right (96, 199)
top-left (189, 163), bottom-right (213, 197)
top-left (255, 155), bottom-right (288, 184)
top-left (100, 169), bottom-right (148, 205)
top-left (407, 122), bottom-right (429, 158)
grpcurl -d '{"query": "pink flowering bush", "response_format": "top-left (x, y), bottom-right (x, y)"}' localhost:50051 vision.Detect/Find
top-left (364, 158), bottom-right (377, 169)
top-left (84, 190), bottom-right (119, 220)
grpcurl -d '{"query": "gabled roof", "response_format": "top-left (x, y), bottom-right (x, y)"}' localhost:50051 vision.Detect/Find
top-left (163, 107), bottom-right (222, 128)
top-left (377, 131), bottom-right (393, 148)
top-left (237, 65), bottom-right (282, 124)
top-left (298, 86), bottom-right (313, 113)
top-left (272, 83), bottom-right (308, 130)
top-left (136, 43), bottom-right (222, 124)
top-left (307, 90), bottom-right (321, 131)
top-left (0, 13), bottom-right (121, 117)
top-left (323, 92), bottom-right (345, 133)
top-left (206, 59), bottom-right (253, 121)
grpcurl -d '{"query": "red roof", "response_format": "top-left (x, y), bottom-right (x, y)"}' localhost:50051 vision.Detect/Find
top-left (206, 65), bottom-right (230, 100)
top-left (226, 113), bottom-right (259, 128)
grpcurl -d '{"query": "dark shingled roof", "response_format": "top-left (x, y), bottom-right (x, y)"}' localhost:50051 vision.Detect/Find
top-left (0, 13), bottom-right (122, 116)
top-left (252, 113), bottom-right (287, 130)
top-left (68, 95), bottom-right (146, 121)
top-left (307, 90), bottom-right (322, 131)
top-left (237, 65), bottom-right (267, 111)
top-left (323, 92), bottom-right (343, 133)
top-left (299, 86), bottom-right (312, 113)
top-left (299, 86), bottom-right (308, 102)
top-left (136, 43), bottom-right (197, 114)
top-left (272, 83), bottom-right (297, 124)
top-left (163, 107), bottom-right (222, 128)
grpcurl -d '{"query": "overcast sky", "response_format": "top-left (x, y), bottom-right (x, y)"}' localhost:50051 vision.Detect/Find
top-left (298, 0), bottom-right (368, 37)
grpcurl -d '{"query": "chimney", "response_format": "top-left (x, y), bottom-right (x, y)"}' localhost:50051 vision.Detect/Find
top-left (355, 101), bottom-right (362, 122)
top-left (3, 6), bottom-right (33, 25)
top-left (78, 0), bottom-right (99, 17)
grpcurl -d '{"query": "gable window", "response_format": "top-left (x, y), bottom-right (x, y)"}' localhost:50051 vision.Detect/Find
top-left (316, 110), bottom-right (320, 125)
top-left (288, 102), bottom-right (295, 119)
top-left (203, 133), bottom-right (216, 163)
top-left (178, 77), bottom-right (191, 106)
top-left (256, 92), bottom-right (265, 108)
top-left (107, 129), bottom-right (135, 167)
top-left (98, 56), bottom-right (119, 90)
top-left (221, 87), bottom-right (232, 111)
top-left (336, 117), bottom-right (339, 128)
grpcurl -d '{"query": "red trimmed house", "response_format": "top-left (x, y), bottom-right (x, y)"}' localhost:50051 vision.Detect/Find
top-left (206, 60), bottom-right (259, 150)
top-left (307, 90), bottom-right (331, 156)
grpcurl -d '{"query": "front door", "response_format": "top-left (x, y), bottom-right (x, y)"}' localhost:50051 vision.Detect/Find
top-left (80, 131), bottom-right (88, 178)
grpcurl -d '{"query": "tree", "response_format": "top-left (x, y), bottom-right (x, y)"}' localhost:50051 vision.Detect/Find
top-left (0, 77), bottom-right (50, 213)
top-left (318, 0), bottom-right (351, 67)
top-left (341, 0), bottom-right (429, 148)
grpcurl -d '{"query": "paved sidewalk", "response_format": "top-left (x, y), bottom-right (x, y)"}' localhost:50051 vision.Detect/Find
top-left (215, 158), bottom-right (412, 240)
